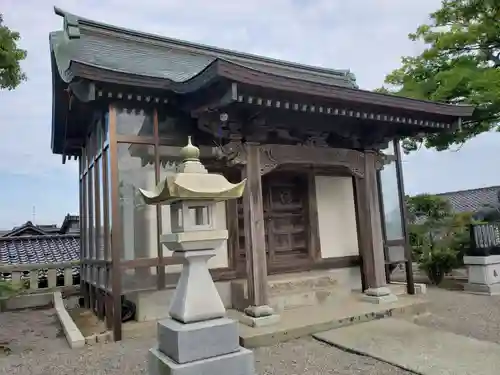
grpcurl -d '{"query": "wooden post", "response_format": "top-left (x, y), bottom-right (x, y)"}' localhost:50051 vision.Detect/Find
top-left (307, 170), bottom-right (321, 261)
top-left (394, 140), bottom-right (415, 295)
top-left (357, 151), bottom-right (396, 301)
top-left (352, 176), bottom-right (368, 291)
top-left (242, 143), bottom-right (270, 311)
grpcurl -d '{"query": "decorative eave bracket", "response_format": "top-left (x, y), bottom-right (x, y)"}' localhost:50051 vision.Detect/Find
top-left (213, 140), bottom-right (390, 178)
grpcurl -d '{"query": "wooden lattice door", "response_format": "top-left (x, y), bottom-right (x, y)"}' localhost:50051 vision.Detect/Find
top-left (236, 171), bottom-right (310, 272)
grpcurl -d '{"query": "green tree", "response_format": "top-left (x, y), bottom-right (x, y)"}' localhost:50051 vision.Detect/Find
top-left (381, 0), bottom-right (500, 153)
top-left (0, 14), bottom-right (27, 90)
top-left (406, 194), bottom-right (474, 284)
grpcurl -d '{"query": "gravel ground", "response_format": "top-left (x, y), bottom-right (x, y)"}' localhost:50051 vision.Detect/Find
top-left (411, 287), bottom-right (500, 344)
top-left (1, 288), bottom-right (498, 375)
top-left (0, 335), bottom-right (412, 375)
top-left (0, 308), bottom-right (67, 357)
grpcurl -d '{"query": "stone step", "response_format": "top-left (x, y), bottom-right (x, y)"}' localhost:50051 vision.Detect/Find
top-left (235, 294), bottom-right (429, 348)
top-left (231, 271), bottom-right (349, 312)
top-left (314, 318), bottom-right (500, 375)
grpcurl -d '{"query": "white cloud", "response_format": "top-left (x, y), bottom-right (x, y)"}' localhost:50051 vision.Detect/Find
top-left (1, 0), bottom-right (498, 204)
top-left (0, 0), bottom-right (439, 176)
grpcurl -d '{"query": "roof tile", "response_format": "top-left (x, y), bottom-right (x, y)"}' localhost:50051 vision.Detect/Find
top-left (0, 235), bottom-right (80, 266)
top-left (436, 186), bottom-right (500, 214)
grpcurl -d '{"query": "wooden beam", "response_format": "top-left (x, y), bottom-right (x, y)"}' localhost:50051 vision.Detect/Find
top-left (242, 143), bottom-right (269, 307)
top-left (214, 141), bottom-right (382, 178)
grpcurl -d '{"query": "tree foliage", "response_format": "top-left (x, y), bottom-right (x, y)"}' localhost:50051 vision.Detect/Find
top-left (381, 0), bottom-right (500, 153)
top-left (406, 194), bottom-right (476, 284)
top-left (0, 14), bottom-right (27, 90)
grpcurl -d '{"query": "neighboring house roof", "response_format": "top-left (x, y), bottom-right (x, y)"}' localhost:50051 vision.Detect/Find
top-left (435, 186), bottom-right (500, 214)
top-left (1, 221), bottom-right (49, 237)
top-left (0, 214), bottom-right (80, 238)
top-left (0, 234), bottom-right (79, 266)
top-left (37, 224), bottom-right (61, 234)
top-left (60, 214), bottom-right (80, 234)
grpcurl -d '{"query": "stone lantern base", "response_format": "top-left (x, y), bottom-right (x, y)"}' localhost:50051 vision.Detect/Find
top-left (148, 249), bottom-right (256, 375)
top-left (142, 137), bottom-right (254, 374)
top-left (149, 317), bottom-right (255, 375)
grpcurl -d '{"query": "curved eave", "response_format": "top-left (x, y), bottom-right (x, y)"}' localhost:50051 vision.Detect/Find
top-left (51, 49), bottom-right (69, 156)
top-left (53, 7), bottom-right (357, 88)
top-left (215, 61), bottom-right (475, 119)
top-left (68, 57), bottom-right (222, 94)
top-left (60, 58), bottom-right (475, 119)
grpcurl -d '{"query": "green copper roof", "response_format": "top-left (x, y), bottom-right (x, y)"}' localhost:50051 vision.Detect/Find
top-left (50, 7), bottom-right (358, 88)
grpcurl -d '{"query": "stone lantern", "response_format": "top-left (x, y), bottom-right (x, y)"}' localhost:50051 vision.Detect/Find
top-left (139, 137), bottom-right (255, 375)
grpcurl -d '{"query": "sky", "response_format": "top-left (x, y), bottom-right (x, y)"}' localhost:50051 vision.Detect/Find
top-left (1, 0), bottom-right (499, 229)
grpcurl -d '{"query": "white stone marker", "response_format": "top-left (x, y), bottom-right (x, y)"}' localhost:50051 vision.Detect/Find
top-left (140, 137), bottom-right (255, 375)
top-left (464, 255), bottom-right (500, 295)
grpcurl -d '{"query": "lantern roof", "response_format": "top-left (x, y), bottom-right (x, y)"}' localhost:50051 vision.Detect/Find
top-left (139, 137), bottom-right (246, 204)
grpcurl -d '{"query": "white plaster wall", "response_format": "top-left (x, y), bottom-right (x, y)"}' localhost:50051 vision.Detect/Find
top-left (315, 175), bottom-right (359, 258)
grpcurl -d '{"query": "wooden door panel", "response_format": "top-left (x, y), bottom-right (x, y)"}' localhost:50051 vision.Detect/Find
top-left (236, 171), bottom-right (310, 269)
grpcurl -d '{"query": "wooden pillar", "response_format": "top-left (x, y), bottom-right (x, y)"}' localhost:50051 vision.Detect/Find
top-left (357, 151), bottom-right (396, 301)
top-left (242, 143), bottom-right (271, 314)
top-left (394, 140), bottom-right (415, 295)
top-left (108, 105), bottom-right (123, 341)
top-left (352, 176), bottom-right (368, 291)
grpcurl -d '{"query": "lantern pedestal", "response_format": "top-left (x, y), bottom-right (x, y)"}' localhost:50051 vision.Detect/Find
top-left (142, 137), bottom-right (254, 375)
top-left (149, 246), bottom-right (255, 375)
top-left (169, 249), bottom-right (226, 323)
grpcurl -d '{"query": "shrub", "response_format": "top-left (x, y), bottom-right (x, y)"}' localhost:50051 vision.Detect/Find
top-left (0, 280), bottom-right (21, 312)
top-left (417, 244), bottom-right (458, 285)
top-left (406, 194), bottom-right (476, 284)
top-left (0, 280), bottom-right (18, 299)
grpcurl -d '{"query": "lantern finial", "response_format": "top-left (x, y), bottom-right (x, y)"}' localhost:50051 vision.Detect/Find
top-left (179, 136), bottom-right (200, 162)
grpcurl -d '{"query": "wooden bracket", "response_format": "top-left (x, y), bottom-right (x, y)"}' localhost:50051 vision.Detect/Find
top-left (213, 140), bottom-right (388, 178)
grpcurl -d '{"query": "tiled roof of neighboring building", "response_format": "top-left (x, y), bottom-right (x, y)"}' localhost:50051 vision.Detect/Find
top-left (435, 186), bottom-right (500, 214)
top-left (1, 221), bottom-right (49, 237)
top-left (0, 234), bottom-right (80, 266)
top-left (0, 215), bottom-right (80, 238)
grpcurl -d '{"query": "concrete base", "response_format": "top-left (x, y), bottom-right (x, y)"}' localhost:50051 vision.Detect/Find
top-left (158, 318), bottom-right (239, 364)
top-left (361, 293), bottom-right (398, 304)
top-left (239, 313), bottom-right (281, 328)
top-left (362, 287), bottom-right (398, 304)
top-left (232, 292), bottom-right (429, 348)
top-left (389, 282), bottom-right (427, 295)
top-left (463, 282), bottom-right (500, 296)
top-left (464, 255), bottom-right (500, 296)
top-left (149, 346), bottom-right (255, 375)
top-left (238, 304), bottom-right (280, 327)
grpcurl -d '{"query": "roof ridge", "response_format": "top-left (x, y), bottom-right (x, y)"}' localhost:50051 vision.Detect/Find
top-left (0, 233), bottom-right (80, 241)
top-left (435, 185), bottom-right (500, 196)
top-left (53, 6), bottom-right (357, 83)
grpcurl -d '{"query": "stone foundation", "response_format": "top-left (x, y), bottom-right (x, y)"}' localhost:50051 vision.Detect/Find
top-left (231, 267), bottom-right (361, 313)
top-left (463, 255), bottom-right (500, 295)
